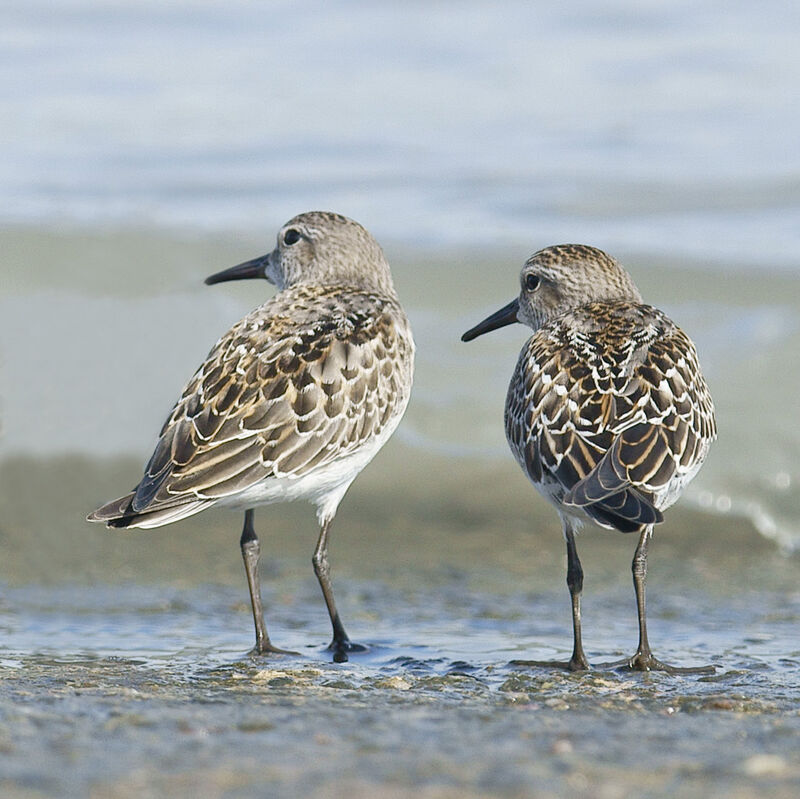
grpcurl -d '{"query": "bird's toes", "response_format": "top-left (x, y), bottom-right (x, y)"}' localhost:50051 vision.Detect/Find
top-left (328, 639), bottom-right (369, 663)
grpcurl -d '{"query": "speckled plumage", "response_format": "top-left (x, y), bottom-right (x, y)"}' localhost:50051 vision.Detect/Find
top-left (89, 212), bottom-right (414, 659)
top-left (463, 244), bottom-right (716, 672)
top-left (505, 299), bottom-right (715, 534)
top-left (92, 284), bottom-right (412, 527)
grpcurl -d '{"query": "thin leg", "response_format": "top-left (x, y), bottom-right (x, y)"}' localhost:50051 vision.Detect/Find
top-left (312, 518), bottom-right (367, 663)
top-left (565, 525), bottom-right (590, 670)
top-left (240, 509), bottom-right (297, 656)
top-left (601, 525), bottom-right (713, 674)
top-left (511, 517), bottom-right (590, 671)
top-left (630, 525), bottom-right (656, 668)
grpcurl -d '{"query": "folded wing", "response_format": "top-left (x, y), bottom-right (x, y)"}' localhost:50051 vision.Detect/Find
top-left (507, 303), bottom-right (715, 533)
top-left (89, 288), bottom-right (412, 528)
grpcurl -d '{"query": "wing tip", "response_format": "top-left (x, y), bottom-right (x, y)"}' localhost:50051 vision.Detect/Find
top-left (565, 482), bottom-right (664, 531)
top-left (88, 494), bottom-right (213, 530)
top-left (87, 492), bottom-right (136, 525)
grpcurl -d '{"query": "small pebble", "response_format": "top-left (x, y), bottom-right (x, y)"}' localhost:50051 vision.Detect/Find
top-left (742, 754), bottom-right (787, 777)
top-left (551, 738), bottom-right (573, 755)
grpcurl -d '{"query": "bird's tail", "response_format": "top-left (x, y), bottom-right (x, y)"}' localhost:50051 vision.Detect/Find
top-left (87, 492), bottom-right (213, 530)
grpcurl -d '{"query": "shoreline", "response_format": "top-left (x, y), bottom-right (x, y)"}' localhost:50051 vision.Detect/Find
top-left (0, 446), bottom-right (786, 588)
top-left (2, 222), bottom-right (799, 556)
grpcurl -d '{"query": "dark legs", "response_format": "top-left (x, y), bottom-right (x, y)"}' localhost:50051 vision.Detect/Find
top-left (603, 525), bottom-right (714, 674)
top-left (238, 509), bottom-right (364, 662)
top-left (312, 518), bottom-right (366, 663)
top-left (511, 517), bottom-right (590, 671)
top-left (565, 524), bottom-right (590, 670)
top-left (509, 520), bottom-right (713, 675)
top-left (240, 509), bottom-right (297, 656)
top-left (628, 525), bottom-right (657, 670)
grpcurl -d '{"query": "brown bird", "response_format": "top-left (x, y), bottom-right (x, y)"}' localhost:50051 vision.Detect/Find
top-left (89, 212), bottom-right (415, 661)
top-left (462, 244), bottom-right (716, 672)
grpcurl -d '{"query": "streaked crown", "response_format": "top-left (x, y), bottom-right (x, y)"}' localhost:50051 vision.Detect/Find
top-left (517, 244), bottom-right (643, 330)
top-left (268, 211), bottom-right (396, 295)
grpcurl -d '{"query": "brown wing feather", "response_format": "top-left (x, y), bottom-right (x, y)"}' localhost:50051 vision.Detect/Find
top-left (507, 301), bottom-right (715, 531)
top-left (123, 285), bottom-right (412, 517)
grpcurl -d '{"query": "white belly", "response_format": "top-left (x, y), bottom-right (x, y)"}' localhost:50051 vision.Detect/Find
top-left (215, 420), bottom-right (399, 524)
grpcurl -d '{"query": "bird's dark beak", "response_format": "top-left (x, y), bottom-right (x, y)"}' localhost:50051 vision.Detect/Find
top-left (461, 298), bottom-right (520, 342)
top-left (204, 253), bottom-right (271, 286)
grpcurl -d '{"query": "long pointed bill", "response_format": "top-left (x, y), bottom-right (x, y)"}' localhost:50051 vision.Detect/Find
top-left (461, 298), bottom-right (520, 342)
top-left (205, 253), bottom-right (271, 285)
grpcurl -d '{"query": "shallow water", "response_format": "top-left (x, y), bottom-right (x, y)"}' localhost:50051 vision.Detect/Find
top-left (3, 651), bottom-right (798, 799)
top-left (1, 447), bottom-right (799, 796)
top-left (2, 561), bottom-right (800, 798)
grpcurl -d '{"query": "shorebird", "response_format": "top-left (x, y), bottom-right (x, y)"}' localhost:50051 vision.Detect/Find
top-left (462, 244), bottom-right (716, 672)
top-left (89, 212), bottom-right (415, 662)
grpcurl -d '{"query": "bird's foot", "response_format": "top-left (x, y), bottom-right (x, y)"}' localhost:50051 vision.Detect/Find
top-left (327, 638), bottom-right (369, 664)
top-left (509, 655), bottom-right (591, 673)
top-left (248, 641), bottom-right (300, 657)
top-left (598, 651), bottom-right (715, 675)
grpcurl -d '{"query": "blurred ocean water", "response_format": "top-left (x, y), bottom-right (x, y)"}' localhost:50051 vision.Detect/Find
top-left (2, 0), bottom-right (800, 263)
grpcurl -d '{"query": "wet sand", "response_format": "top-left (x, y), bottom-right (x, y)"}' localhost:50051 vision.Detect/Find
top-left (1, 449), bottom-right (799, 798)
top-left (2, 653), bottom-right (799, 799)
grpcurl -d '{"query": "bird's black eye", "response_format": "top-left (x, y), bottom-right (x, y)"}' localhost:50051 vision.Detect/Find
top-left (283, 228), bottom-right (301, 246)
top-left (525, 273), bottom-right (540, 291)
